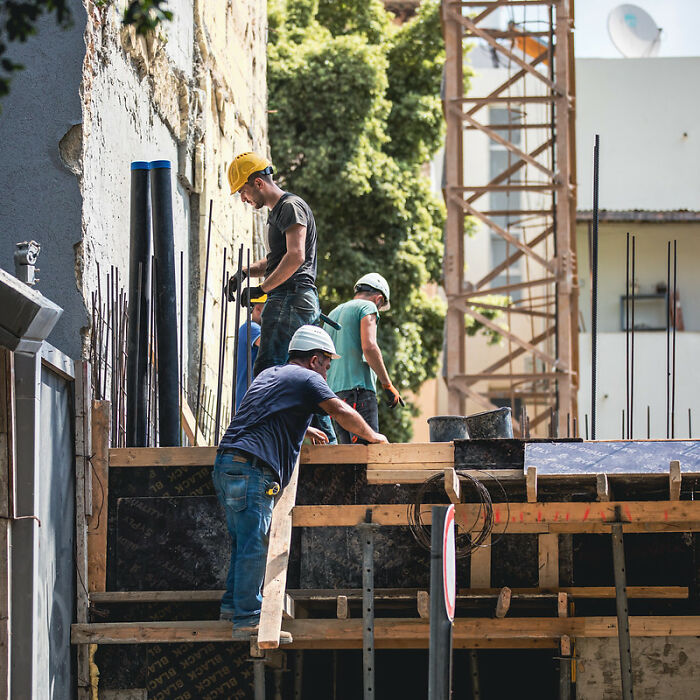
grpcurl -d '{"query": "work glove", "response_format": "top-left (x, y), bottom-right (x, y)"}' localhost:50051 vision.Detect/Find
top-left (239, 285), bottom-right (264, 307)
top-left (382, 382), bottom-right (405, 409)
top-left (227, 270), bottom-right (247, 302)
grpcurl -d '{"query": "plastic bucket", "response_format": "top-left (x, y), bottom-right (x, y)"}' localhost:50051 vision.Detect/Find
top-left (465, 407), bottom-right (514, 439)
top-left (427, 415), bottom-right (470, 442)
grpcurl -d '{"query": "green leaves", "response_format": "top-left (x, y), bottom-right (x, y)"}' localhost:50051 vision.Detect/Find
top-left (123, 0), bottom-right (173, 35)
top-left (269, 0), bottom-right (446, 441)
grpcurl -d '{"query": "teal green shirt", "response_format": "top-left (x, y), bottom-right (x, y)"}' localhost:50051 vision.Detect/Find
top-left (324, 299), bottom-right (380, 393)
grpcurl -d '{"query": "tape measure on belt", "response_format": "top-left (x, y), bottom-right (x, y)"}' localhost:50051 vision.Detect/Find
top-left (266, 483), bottom-right (280, 497)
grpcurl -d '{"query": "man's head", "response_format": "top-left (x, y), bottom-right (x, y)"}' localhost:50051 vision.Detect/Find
top-left (227, 152), bottom-right (275, 209)
top-left (353, 272), bottom-right (391, 311)
top-left (252, 301), bottom-right (265, 325)
top-left (287, 325), bottom-right (340, 381)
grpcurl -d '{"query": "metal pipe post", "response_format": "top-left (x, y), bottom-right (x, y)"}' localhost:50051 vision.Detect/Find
top-left (625, 232), bottom-right (630, 439)
top-left (591, 135), bottom-right (600, 440)
top-left (126, 161), bottom-right (152, 447)
top-left (149, 160), bottom-right (180, 445)
top-left (253, 660), bottom-right (266, 700)
top-left (630, 235), bottom-right (636, 439)
top-left (358, 520), bottom-right (377, 700)
top-left (672, 239), bottom-right (677, 438)
top-left (612, 507), bottom-right (634, 700)
top-left (429, 505), bottom-right (453, 700)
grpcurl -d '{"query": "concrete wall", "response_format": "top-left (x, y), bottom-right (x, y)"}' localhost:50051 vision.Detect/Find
top-left (0, 0), bottom-right (88, 359)
top-left (576, 58), bottom-right (700, 211)
top-left (577, 637), bottom-right (700, 699)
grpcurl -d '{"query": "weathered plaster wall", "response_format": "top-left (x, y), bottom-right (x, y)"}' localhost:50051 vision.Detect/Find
top-left (577, 637), bottom-right (700, 699)
top-left (79, 0), bottom-right (268, 430)
top-left (0, 0), bottom-right (89, 359)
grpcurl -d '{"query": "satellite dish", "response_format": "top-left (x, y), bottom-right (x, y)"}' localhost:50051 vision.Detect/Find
top-left (608, 4), bottom-right (662, 57)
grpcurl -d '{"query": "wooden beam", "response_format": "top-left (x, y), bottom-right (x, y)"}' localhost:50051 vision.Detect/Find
top-left (670, 460), bottom-right (682, 501)
top-left (109, 446), bottom-right (217, 467)
top-left (366, 469), bottom-right (447, 484)
top-left (558, 592), bottom-right (568, 618)
top-left (470, 535), bottom-right (491, 588)
top-left (495, 587), bottom-right (511, 619)
top-left (527, 466), bottom-right (537, 503)
top-left (445, 468), bottom-right (461, 504)
top-left (180, 393), bottom-right (204, 446)
top-left (258, 459), bottom-right (300, 649)
top-left (71, 615), bottom-right (700, 648)
top-left (88, 401), bottom-right (110, 593)
top-left (538, 534), bottom-right (559, 589)
top-left (596, 474), bottom-right (610, 502)
top-left (560, 634), bottom-right (571, 656)
top-left (367, 461), bottom-right (455, 471)
top-left (337, 595), bottom-right (349, 620)
top-left (365, 443), bottom-right (454, 464)
top-left (417, 591), bottom-right (430, 620)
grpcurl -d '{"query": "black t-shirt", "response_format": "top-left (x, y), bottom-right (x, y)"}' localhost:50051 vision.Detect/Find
top-left (265, 192), bottom-right (318, 287)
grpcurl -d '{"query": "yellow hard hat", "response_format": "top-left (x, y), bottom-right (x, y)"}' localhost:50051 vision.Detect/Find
top-left (251, 293), bottom-right (267, 304)
top-left (227, 152), bottom-right (272, 194)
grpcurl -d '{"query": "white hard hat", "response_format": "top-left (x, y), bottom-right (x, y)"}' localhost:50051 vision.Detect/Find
top-left (288, 325), bottom-right (340, 359)
top-left (354, 273), bottom-right (391, 310)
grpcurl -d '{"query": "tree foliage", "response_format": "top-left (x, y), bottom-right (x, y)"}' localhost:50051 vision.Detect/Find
top-left (268, 0), bottom-right (447, 441)
top-left (0, 0), bottom-right (171, 103)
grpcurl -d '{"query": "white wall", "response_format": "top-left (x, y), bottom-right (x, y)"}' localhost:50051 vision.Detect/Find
top-left (576, 58), bottom-right (700, 210)
top-left (578, 332), bottom-right (700, 439)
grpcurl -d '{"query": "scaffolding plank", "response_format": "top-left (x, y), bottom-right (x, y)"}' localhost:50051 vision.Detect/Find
top-left (526, 441), bottom-right (700, 476)
top-left (71, 615), bottom-right (700, 647)
top-left (257, 459), bottom-right (300, 649)
top-left (87, 400), bottom-right (110, 593)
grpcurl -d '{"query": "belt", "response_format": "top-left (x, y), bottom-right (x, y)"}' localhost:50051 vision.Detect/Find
top-left (219, 447), bottom-right (270, 470)
top-left (269, 281), bottom-right (317, 294)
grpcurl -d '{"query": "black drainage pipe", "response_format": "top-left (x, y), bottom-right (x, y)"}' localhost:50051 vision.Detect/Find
top-left (150, 160), bottom-right (180, 446)
top-left (126, 161), bottom-right (152, 447)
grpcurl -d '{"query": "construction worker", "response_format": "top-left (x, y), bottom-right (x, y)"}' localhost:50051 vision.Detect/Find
top-left (234, 293), bottom-right (266, 411)
top-left (214, 325), bottom-right (387, 641)
top-left (227, 151), bottom-right (336, 443)
top-left (324, 273), bottom-right (404, 444)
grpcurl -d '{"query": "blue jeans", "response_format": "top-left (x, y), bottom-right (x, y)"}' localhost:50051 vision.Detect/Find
top-left (334, 388), bottom-right (379, 444)
top-left (212, 451), bottom-right (277, 628)
top-left (253, 284), bottom-right (320, 376)
top-left (253, 283), bottom-right (337, 444)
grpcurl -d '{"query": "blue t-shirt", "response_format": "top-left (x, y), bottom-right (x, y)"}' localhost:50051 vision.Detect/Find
top-left (218, 364), bottom-right (336, 486)
top-left (235, 320), bottom-right (261, 411)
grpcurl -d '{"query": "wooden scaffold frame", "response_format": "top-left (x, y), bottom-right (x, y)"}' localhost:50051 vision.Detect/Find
top-left (441, 0), bottom-right (579, 435)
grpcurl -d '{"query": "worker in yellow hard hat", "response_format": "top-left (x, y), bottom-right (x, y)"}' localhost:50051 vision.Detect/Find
top-left (226, 150), bottom-right (336, 443)
top-left (235, 292), bottom-right (266, 411)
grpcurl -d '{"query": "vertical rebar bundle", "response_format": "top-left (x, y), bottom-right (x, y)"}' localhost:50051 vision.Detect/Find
top-left (591, 135), bottom-right (600, 440)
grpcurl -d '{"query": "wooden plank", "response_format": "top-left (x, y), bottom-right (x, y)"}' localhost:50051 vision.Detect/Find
top-left (365, 443), bottom-right (454, 464)
top-left (417, 591), bottom-right (430, 619)
top-left (560, 634), bottom-right (571, 656)
top-left (71, 615), bottom-right (700, 647)
top-left (670, 460), bottom-right (681, 501)
top-left (495, 587), bottom-right (511, 619)
top-left (470, 535), bottom-right (491, 588)
top-left (596, 474), bottom-right (610, 502)
top-left (258, 458), bottom-right (300, 649)
top-left (336, 595), bottom-right (349, 620)
top-left (367, 461), bottom-right (454, 471)
top-left (538, 534), bottom-right (559, 589)
top-left (109, 446), bottom-right (217, 467)
top-left (300, 444), bottom-right (368, 464)
top-left (366, 469), bottom-right (448, 484)
top-left (90, 590), bottom-right (295, 618)
top-left (366, 467), bottom-right (522, 484)
top-left (88, 401), bottom-right (110, 593)
top-left (558, 592), bottom-right (568, 618)
top-left (180, 393), bottom-right (204, 446)
top-left (445, 469), bottom-right (461, 504)
top-left (526, 466), bottom-right (537, 503)
top-left (292, 501), bottom-right (700, 532)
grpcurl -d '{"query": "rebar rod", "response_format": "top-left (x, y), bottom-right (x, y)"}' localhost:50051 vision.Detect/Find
top-left (214, 252), bottom-right (228, 444)
top-left (672, 239), bottom-right (677, 439)
top-left (625, 232), bottom-right (630, 439)
top-left (195, 200), bottom-right (213, 434)
top-left (630, 235), bottom-right (636, 440)
top-left (179, 250), bottom-right (184, 444)
top-left (666, 241), bottom-right (671, 439)
top-left (591, 135), bottom-right (600, 440)
top-left (231, 245), bottom-right (243, 418)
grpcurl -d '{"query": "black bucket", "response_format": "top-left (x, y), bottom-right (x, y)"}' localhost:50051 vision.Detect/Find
top-left (427, 415), bottom-right (470, 442)
top-left (465, 407), bottom-right (513, 439)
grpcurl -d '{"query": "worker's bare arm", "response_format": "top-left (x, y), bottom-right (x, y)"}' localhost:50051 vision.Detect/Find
top-left (360, 314), bottom-right (391, 386)
top-left (247, 257), bottom-right (268, 277)
top-left (260, 225), bottom-right (306, 292)
top-left (319, 397), bottom-right (388, 444)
